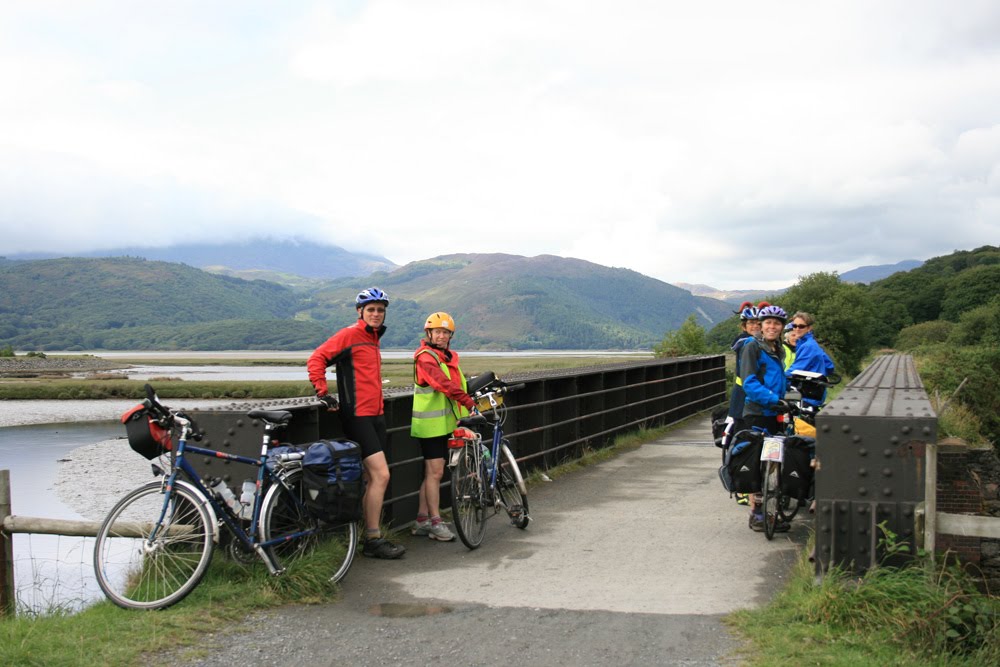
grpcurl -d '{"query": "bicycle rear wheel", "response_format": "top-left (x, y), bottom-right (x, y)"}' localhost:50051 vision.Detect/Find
top-left (451, 444), bottom-right (487, 549)
top-left (498, 444), bottom-right (529, 529)
top-left (260, 468), bottom-right (358, 584)
top-left (94, 481), bottom-right (214, 610)
top-left (762, 461), bottom-right (780, 540)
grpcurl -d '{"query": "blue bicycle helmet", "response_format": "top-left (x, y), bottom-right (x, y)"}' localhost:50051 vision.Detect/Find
top-left (739, 305), bottom-right (759, 321)
top-left (757, 305), bottom-right (787, 323)
top-left (355, 287), bottom-right (389, 308)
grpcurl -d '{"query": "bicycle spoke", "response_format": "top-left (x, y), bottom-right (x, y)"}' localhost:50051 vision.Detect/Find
top-left (94, 482), bottom-right (214, 610)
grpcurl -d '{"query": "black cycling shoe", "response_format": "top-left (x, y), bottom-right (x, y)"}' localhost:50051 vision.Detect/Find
top-left (362, 538), bottom-right (406, 559)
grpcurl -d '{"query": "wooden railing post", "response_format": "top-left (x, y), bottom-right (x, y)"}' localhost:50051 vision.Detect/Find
top-left (1, 470), bottom-right (14, 617)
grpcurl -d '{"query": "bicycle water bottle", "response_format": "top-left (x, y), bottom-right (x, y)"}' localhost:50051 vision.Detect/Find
top-left (211, 478), bottom-right (240, 516)
top-left (239, 480), bottom-right (256, 520)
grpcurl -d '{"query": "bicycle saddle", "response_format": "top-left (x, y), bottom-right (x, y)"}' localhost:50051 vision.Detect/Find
top-left (457, 414), bottom-right (489, 427)
top-left (247, 409), bottom-right (292, 425)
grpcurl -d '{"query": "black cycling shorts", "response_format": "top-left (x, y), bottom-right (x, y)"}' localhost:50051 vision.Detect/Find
top-left (340, 415), bottom-right (387, 460)
top-left (417, 435), bottom-right (447, 461)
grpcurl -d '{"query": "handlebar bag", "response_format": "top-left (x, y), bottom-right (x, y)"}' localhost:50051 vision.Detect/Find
top-left (466, 371), bottom-right (496, 395)
top-left (122, 404), bottom-right (172, 459)
top-left (788, 371), bottom-right (829, 401)
top-left (302, 440), bottom-right (365, 523)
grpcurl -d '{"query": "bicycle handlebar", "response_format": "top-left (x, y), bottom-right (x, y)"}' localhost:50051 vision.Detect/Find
top-left (468, 374), bottom-right (523, 399)
top-left (142, 383), bottom-right (204, 440)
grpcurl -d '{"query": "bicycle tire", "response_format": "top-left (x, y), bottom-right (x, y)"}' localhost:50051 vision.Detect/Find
top-left (260, 468), bottom-right (357, 584)
top-left (762, 461), bottom-right (780, 541)
top-left (94, 480), bottom-right (214, 610)
top-left (451, 444), bottom-right (487, 549)
top-left (498, 444), bottom-right (529, 529)
top-left (778, 493), bottom-right (800, 522)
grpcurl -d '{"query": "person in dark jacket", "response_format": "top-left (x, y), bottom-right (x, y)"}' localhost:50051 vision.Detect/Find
top-left (308, 287), bottom-right (405, 560)
top-left (723, 302), bottom-right (760, 505)
top-left (724, 302), bottom-right (761, 442)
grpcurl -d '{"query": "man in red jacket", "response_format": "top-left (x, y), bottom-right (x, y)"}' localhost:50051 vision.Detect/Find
top-left (307, 287), bottom-right (405, 559)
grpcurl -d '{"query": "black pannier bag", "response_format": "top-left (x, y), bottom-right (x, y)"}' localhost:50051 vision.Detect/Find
top-left (122, 404), bottom-right (172, 459)
top-left (780, 435), bottom-right (815, 503)
top-left (719, 431), bottom-right (764, 494)
top-left (302, 440), bottom-right (365, 523)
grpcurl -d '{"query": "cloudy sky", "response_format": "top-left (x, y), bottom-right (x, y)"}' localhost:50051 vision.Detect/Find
top-left (2, 1), bottom-right (998, 289)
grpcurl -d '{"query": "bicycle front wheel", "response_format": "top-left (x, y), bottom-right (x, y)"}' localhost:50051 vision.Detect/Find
top-left (94, 481), bottom-right (214, 610)
top-left (762, 461), bottom-right (780, 541)
top-left (451, 444), bottom-right (487, 549)
top-left (498, 444), bottom-right (529, 529)
top-left (778, 492), bottom-right (800, 522)
top-left (260, 468), bottom-right (357, 584)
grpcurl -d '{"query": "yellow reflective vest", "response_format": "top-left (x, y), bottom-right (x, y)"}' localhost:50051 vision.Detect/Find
top-left (410, 347), bottom-right (469, 438)
top-left (783, 343), bottom-right (796, 371)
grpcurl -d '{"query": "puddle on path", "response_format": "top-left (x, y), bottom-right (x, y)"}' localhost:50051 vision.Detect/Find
top-left (368, 602), bottom-right (453, 618)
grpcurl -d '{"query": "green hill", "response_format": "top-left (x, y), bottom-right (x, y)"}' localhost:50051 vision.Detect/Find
top-left (0, 257), bottom-right (313, 350)
top-left (866, 245), bottom-right (1000, 345)
top-left (298, 253), bottom-right (734, 349)
top-left (0, 253), bottom-right (733, 351)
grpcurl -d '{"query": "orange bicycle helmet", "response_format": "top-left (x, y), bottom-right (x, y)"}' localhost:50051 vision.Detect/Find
top-left (424, 312), bottom-right (455, 332)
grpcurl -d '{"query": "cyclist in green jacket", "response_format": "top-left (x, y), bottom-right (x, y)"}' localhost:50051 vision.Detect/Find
top-left (410, 312), bottom-right (475, 542)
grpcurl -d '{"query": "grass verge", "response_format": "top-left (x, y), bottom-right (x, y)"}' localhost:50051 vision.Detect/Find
top-left (727, 545), bottom-right (1000, 666)
top-left (0, 539), bottom-right (347, 667)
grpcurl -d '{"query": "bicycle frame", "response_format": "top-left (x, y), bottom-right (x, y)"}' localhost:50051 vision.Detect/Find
top-left (480, 393), bottom-right (504, 492)
top-left (152, 417), bottom-right (312, 574)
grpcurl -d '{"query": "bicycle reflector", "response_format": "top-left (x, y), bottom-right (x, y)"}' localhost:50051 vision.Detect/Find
top-left (448, 427), bottom-right (478, 449)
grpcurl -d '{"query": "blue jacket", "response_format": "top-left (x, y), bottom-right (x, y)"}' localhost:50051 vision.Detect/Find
top-left (740, 337), bottom-right (788, 418)
top-left (787, 332), bottom-right (835, 406)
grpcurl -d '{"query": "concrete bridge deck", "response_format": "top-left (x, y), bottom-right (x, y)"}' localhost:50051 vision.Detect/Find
top-left (173, 416), bottom-right (809, 667)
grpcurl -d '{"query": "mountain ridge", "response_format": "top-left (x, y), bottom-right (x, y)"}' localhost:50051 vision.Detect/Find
top-left (0, 253), bottom-right (732, 351)
top-left (3, 237), bottom-right (397, 281)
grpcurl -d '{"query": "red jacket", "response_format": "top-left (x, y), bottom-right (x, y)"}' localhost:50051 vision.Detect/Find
top-left (413, 341), bottom-right (475, 411)
top-left (308, 319), bottom-right (385, 418)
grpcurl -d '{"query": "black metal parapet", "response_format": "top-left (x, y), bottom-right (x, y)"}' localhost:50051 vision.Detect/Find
top-left (814, 354), bottom-right (937, 577)
top-left (180, 355), bottom-right (726, 530)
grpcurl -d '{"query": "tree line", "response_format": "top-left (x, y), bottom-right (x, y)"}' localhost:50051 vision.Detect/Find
top-left (654, 245), bottom-right (1000, 446)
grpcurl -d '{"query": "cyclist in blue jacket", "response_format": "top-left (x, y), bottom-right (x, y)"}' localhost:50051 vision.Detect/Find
top-left (786, 311), bottom-right (836, 407)
top-left (723, 303), bottom-right (760, 505)
top-left (740, 304), bottom-right (790, 532)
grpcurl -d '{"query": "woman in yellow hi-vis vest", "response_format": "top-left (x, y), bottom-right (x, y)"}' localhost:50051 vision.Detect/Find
top-left (411, 312), bottom-right (475, 542)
